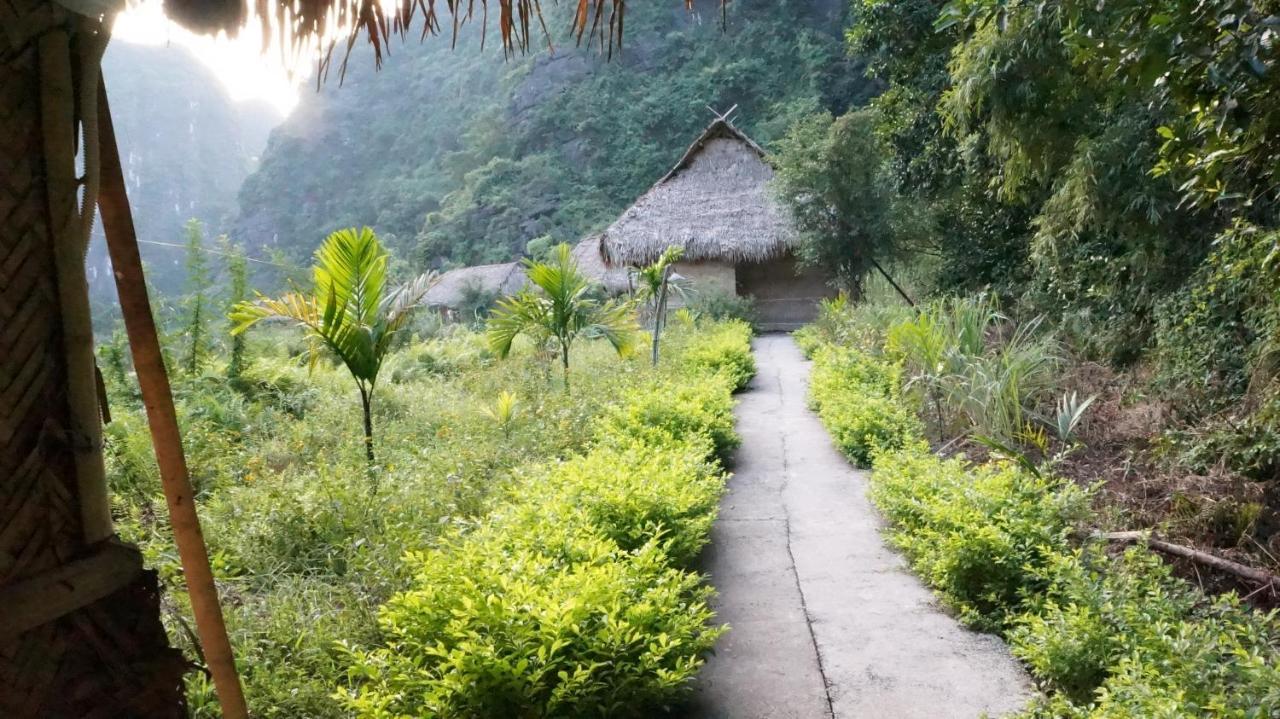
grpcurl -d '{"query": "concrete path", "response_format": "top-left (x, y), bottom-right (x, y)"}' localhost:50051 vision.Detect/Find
top-left (687, 335), bottom-right (1032, 719)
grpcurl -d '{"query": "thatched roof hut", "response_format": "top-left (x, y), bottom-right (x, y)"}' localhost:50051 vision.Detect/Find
top-left (424, 261), bottom-right (527, 310)
top-left (600, 118), bottom-right (796, 266)
top-left (597, 118), bottom-right (834, 330)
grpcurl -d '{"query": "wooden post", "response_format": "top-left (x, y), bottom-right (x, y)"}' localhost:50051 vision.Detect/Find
top-left (95, 79), bottom-right (250, 719)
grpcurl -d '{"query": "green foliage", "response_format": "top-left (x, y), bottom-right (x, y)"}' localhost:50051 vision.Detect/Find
top-left (687, 290), bottom-right (759, 329)
top-left (801, 313), bottom-right (1280, 717)
top-left (220, 236), bottom-right (250, 380)
top-left (514, 442), bottom-right (724, 568)
top-left (231, 227), bottom-right (437, 461)
top-left (871, 449), bottom-right (1090, 630)
top-left (105, 317), bottom-right (745, 716)
top-left (881, 296), bottom-right (1061, 444)
top-left (1153, 224), bottom-right (1280, 417)
top-left (487, 243), bottom-right (638, 389)
top-left (481, 389), bottom-right (520, 438)
top-left (772, 109), bottom-right (897, 289)
top-left (597, 375), bottom-right (740, 464)
top-left (634, 246), bottom-right (687, 366)
top-left (236, 0), bottom-right (871, 272)
top-left (808, 346), bottom-right (922, 466)
top-left (335, 324), bottom-right (753, 717)
top-left (1013, 549), bottom-right (1280, 718)
top-left (339, 527), bottom-right (718, 718)
top-left (181, 219), bottom-right (213, 374)
top-left (675, 319), bottom-right (756, 392)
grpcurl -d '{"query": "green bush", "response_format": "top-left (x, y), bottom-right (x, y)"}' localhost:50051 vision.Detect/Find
top-left (870, 450), bottom-right (1089, 630)
top-left (819, 392), bottom-right (923, 467)
top-left (687, 289), bottom-right (758, 328)
top-left (339, 525), bottom-right (721, 718)
top-left (1014, 550), bottom-right (1280, 718)
top-left (334, 326), bottom-right (747, 717)
top-left (808, 346), bottom-right (920, 466)
top-left (679, 320), bottom-right (756, 392)
top-left (597, 374), bottom-right (739, 462)
top-left (515, 442), bottom-right (725, 567)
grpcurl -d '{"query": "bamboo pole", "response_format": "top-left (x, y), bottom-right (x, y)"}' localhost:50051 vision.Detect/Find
top-left (94, 78), bottom-right (249, 719)
top-left (38, 28), bottom-right (114, 543)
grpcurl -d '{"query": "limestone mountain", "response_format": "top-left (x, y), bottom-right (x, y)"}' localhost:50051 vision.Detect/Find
top-left (231, 0), bottom-right (874, 277)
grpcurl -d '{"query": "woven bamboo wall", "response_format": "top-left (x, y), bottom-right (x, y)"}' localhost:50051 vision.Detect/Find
top-left (0, 1), bottom-right (187, 715)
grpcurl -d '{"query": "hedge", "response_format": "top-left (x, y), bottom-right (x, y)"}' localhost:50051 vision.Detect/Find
top-left (337, 324), bottom-right (752, 718)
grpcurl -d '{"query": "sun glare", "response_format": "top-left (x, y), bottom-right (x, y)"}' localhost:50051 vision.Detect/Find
top-left (111, 1), bottom-right (308, 116)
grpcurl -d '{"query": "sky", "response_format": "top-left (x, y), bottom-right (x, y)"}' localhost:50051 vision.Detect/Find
top-left (111, 1), bottom-right (307, 116)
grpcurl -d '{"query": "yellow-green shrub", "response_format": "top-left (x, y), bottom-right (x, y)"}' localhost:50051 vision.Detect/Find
top-left (679, 319), bottom-right (756, 391)
top-left (338, 525), bottom-right (721, 718)
top-left (514, 442), bottom-right (725, 566)
top-left (870, 450), bottom-right (1089, 630)
top-left (808, 347), bottom-right (920, 466)
top-left (336, 325), bottom-right (752, 718)
top-left (597, 374), bottom-right (739, 462)
top-left (1013, 550), bottom-right (1280, 718)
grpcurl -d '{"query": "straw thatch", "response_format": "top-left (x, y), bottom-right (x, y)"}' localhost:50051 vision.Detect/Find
top-left (424, 261), bottom-right (527, 309)
top-left (157, 0), bottom-right (716, 75)
top-left (599, 118), bottom-right (795, 266)
top-left (572, 234), bottom-right (631, 294)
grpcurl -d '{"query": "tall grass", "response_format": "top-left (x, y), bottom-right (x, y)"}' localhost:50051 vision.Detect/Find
top-left (819, 294), bottom-right (1061, 445)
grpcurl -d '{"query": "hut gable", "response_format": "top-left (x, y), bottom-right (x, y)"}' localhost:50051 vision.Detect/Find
top-left (600, 118), bottom-right (794, 266)
top-left (572, 235), bottom-right (632, 294)
top-left (424, 261), bottom-right (527, 309)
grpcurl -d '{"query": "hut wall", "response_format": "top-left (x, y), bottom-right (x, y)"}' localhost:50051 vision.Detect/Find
top-left (735, 253), bottom-right (837, 331)
top-left (671, 260), bottom-right (736, 305)
top-left (1, 10), bottom-right (185, 715)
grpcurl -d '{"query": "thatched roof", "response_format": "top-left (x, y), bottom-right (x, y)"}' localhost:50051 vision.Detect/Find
top-left (139, 1), bottom-right (717, 76)
top-left (600, 118), bottom-right (795, 266)
top-left (572, 235), bottom-right (631, 294)
top-left (423, 261), bottom-right (526, 308)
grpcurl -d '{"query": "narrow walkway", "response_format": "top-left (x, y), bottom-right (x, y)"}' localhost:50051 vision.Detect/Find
top-left (688, 335), bottom-right (1031, 718)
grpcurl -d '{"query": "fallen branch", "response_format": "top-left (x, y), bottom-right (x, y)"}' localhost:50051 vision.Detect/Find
top-left (1095, 530), bottom-right (1280, 591)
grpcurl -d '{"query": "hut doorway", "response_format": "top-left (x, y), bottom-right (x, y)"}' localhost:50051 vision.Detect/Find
top-left (735, 253), bottom-right (836, 332)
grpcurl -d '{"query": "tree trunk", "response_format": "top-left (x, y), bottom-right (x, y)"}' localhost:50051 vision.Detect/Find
top-left (561, 340), bottom-right (571, 394)
top-left (359, 385), bottom-right (375, 464)
top-left (651, 267), bottom-right (671, 367)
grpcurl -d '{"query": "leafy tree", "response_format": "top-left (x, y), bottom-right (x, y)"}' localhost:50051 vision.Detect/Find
top-left (181, 218), bottom-right (213, 374)
top-left (230, 227), bottom-right (437, 462)
top-left (772, 110), bottom-right (898, 293)
top-left (487, 243), bottom-right (637, 391)
top-left (632, 246), bottom-right (687, 366)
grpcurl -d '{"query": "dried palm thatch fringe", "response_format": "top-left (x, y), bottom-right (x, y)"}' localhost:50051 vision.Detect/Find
top-left (155, 0), bottom-right (727, 82)
top-left (601, 118), bottom-right (797, 266)
top-left (2, 4), bottom-right (186, 715)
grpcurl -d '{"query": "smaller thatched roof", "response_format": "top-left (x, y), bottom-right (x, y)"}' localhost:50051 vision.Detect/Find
top-left (423, 261), bottom-right (526, 309)
top-left (600, 118), bottom-right (796, 266)
top-left (572, 235), bottom-right (632, 295)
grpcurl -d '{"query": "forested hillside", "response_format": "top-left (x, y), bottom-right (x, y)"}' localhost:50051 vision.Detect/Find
top-left (233, 0), bottom-right (872, 272)
top-left (88, 41), bottom-right (279, 304)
